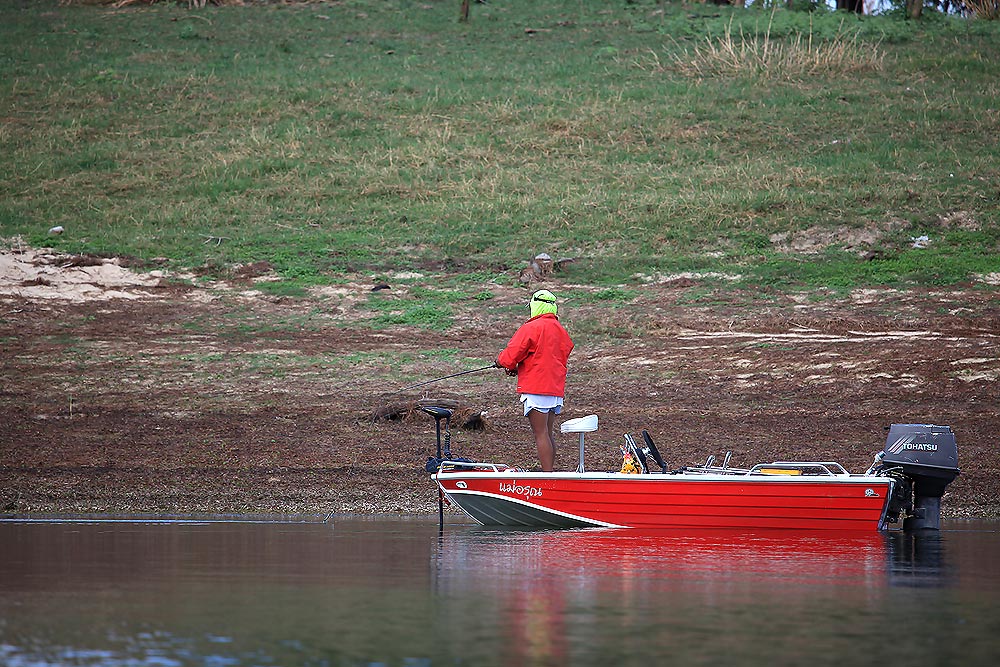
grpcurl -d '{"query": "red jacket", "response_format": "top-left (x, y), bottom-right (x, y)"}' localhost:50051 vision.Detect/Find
top-left (497, 313), bottom-right (574, 396)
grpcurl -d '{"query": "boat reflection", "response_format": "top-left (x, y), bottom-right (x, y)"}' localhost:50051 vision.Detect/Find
top-left (432, 525), bottom-right (950, 666)
top-left (885, 530), bottom-right (949, 588)
top-left (433, 524), bottom-right (950, 593)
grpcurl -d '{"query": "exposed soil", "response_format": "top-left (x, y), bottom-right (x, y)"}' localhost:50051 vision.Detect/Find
top-left (2, 245), bottom-right (998, 520)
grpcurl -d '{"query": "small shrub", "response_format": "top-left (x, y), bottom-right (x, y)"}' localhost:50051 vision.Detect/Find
top-left (671, 15), bottom-right (885, 79)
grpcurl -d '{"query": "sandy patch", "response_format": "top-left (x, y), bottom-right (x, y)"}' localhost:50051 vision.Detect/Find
top-left (769, 221), bottom-right (903, 256)
top-left (0, 245), bottom-right (162, 303)
top-left (675, 329), bottom-right (959, 344)
top-left (976, 273), bottom-right (1000, 285)
top-left (634, 271), bottom-right (743, 283)
top-left (955, 370), bottom-right (1000, 382)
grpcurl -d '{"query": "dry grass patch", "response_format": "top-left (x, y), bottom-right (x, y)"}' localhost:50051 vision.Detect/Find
top-left (962, 0), bottom-right (1000, 19)
top-left (667, 18), bottom-right (885, 80)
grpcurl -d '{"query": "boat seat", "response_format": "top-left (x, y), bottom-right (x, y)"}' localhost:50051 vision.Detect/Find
top-left (561, 415), bottom-right (598, 473)
top-left (561, 414), bottom-right (598, 434)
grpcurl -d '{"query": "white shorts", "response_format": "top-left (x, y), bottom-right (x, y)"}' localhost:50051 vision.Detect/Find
top-left (521, 393), bottom-right (563, 416)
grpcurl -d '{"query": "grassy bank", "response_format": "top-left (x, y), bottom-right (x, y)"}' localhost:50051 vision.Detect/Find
top-left (2, 0), bottom-right (998, 293)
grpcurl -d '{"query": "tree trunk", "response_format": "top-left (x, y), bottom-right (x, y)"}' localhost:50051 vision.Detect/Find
top-left (460, 0), bottom-right (470, 23)
top-left (907, 0), bottom-right (924, 18)
top-left (836, 0), bottom-right (865, 12)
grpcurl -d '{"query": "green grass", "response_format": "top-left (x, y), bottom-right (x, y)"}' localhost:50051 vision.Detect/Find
top-left (2, 0), bottom-right (999, 292)
top-left (365, 286), bottom-right (466, 330)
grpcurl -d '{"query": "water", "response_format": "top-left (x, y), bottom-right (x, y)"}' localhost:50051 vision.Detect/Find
top-left (1, 516), bottom-right (999, 667)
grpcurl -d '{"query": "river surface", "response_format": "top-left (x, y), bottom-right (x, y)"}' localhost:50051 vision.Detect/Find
top-left (1, 515), bottom-right (998, 666)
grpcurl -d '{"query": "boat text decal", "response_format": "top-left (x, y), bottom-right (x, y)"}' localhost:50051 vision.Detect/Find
top-left (865, 488), bottom-right (879, 498)
top-left (888, 435), bottom-right (938, 454)
top-left (498, 482), bottom-right (543, 500)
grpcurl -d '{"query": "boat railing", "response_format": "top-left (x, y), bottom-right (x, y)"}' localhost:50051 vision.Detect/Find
top-left (682, 467), bottom-right (751, 475)
top-left (671, 450), bottom-right (747, 476)
top-left (436, 460), bottom-right (506, 473)
top-left (434, 458), bottom-right (853, 477)
top-left (747, 461), bottom-right (851, 476)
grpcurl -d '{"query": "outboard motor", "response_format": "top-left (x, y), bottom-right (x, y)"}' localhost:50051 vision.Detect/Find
top-left (880, 424), bottom-right (960, 531)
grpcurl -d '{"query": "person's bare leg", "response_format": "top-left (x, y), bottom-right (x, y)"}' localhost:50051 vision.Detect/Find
top-left (528, 409), bottom-right (556, 471)
top-left (547, 410), bottom-right (557, 466)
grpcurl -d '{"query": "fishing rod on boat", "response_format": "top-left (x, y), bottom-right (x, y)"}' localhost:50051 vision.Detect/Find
top-left (387, 363), bottom-right (497, 396)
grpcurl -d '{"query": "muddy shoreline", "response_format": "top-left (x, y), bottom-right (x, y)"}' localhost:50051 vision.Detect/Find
top-left (2, 249), bottom-right (997, 520)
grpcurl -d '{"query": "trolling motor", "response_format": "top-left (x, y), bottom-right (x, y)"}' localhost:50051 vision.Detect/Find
top-left (422, 406), bottom-right (476, 472)
top-left (422, 406), bottom-right (453, 529)
top-left (874, 424), bottom-right (961, 531)
top-left (422, 405), bottom-right (477, 529)
top-left (423, 406), bottom-right (453, 473)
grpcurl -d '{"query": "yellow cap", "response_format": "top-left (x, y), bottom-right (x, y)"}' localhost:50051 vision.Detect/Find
top-left (529, 290), bottom-right (557, 318)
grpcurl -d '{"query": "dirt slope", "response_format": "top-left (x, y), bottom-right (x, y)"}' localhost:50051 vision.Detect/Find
top-left (2, 245), bottom-right (997, 519)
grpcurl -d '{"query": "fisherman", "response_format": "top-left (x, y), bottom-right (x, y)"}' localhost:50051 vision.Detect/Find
top-left (495, 289), bottom-right (574, 472)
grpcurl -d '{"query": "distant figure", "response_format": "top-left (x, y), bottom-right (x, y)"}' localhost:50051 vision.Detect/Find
top-left (496, 290), bottom-right (574, 471)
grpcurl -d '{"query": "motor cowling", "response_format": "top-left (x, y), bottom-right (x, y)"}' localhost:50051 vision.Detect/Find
top-left (881, 424), bottom-right (960, 531)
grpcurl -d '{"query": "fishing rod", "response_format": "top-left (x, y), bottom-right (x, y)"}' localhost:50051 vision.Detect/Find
top-left (389, 363), bottom-right (497, 395)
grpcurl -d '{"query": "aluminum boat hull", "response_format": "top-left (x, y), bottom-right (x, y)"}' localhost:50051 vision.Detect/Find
top-left (434, 471), bottom-right (896, 531)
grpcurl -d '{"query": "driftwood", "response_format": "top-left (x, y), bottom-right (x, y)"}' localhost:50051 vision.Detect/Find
top-left (371, 398), bottom-right (486, 430)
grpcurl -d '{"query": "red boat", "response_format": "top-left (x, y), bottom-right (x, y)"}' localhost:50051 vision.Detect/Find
top-left (424, 411), bottom-right (959, 532)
